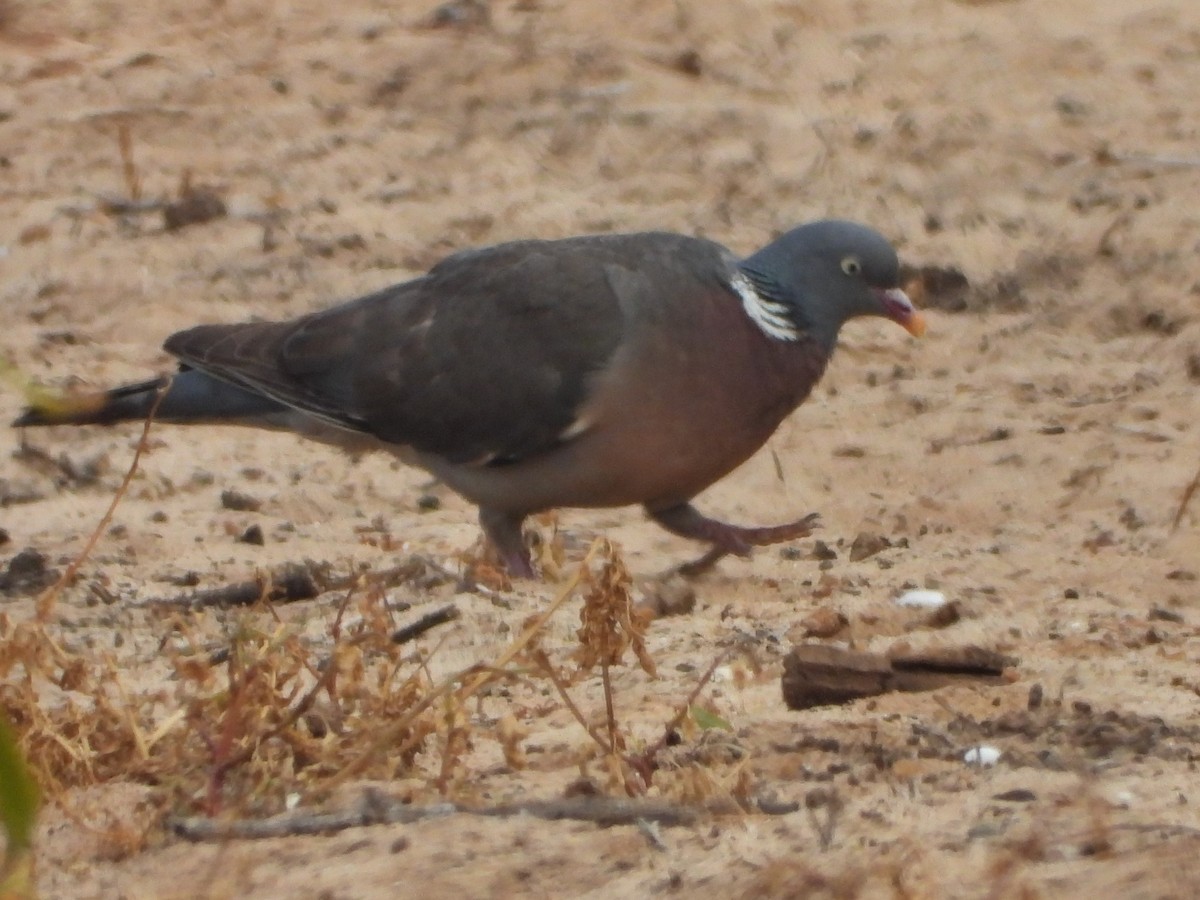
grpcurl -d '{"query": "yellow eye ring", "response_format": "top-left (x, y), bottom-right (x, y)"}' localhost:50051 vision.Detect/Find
top-left (841, 257), bottom-right (862, 276)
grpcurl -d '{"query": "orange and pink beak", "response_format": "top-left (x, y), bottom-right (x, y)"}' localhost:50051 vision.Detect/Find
top-left (876, 287), bottom-right (926, 337)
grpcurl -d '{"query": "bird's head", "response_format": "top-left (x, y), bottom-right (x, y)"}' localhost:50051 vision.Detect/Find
top-left (737, 220), bottom-right (925, 350)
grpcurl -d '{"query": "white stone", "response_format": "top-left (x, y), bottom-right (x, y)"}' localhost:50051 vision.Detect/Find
top-left (963, 745), bottom-right (1002, 766)
top-left (895, 589), bottom-right (947, 609)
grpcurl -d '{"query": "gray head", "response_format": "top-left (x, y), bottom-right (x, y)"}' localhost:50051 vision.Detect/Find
top-left (737, 219), bottom-right (924, 351)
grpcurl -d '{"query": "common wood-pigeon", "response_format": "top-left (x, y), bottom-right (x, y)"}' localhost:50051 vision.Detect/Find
top-left (14, 220), bottom-right (925, 576)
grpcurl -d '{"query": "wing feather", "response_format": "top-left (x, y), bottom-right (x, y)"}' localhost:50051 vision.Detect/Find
top-left (164, 232), bottom-right (731, 463)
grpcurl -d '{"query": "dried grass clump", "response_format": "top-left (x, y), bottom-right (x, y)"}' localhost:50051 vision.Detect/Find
top-left (2, 418), bottom-right (742, 845)
top-left (1, 577), bottom-right (435, 819)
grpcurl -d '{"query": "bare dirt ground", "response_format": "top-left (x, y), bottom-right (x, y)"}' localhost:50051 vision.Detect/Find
top-left (3, 0), bottom-right (1200, 897)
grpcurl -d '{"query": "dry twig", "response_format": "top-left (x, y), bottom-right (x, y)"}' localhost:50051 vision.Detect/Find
top-left (1172, 465), bottom-right (1200, 532)
top-left (149, 564), bottom-right (320, 609)
top-left (391, 605), bottom-right (460, 644)
top-left (168, 793), bottom-right (730, 842)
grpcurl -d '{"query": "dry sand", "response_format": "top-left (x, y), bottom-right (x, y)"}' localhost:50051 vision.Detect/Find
top-left (2, 0), bottom-right (1200, 896)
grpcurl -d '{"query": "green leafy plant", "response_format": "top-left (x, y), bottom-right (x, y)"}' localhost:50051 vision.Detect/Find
top-left (690, 705), bottom-right (733, 732)
top-left (0, 715), bottom-right (38, 899)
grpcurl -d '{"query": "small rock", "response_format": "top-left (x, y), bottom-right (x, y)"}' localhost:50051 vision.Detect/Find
top-left (1054, 94), bottom-right (1091, 119)
top-left (1027, 683), bottom-right (1044, 710)
top-left (428, 0), bottom-right (490, 28)
top-left (238, 524), bottom-right (265, 546)
top-left (163, 189), bottom-right (226, 231)
top-left (993, 788), bottom-right (1037, 803)
top-left (966, 822), bottom-right (1006, 840)
top-left (221, 488), bottom-right (262, 512)
top-left (672, 49), bottom-right (702, 77)
top-left (639, 576), bottom-right (696, 618)
top-left (964, 745), bottom-right (1002, 766)
top-left (811, 540), bottom-right (838, 561)
top-left (848, 531), bottom-right (890, 562)
top-left (895, 589), bottom-right (947, 609)
top-left (0, 478), bottom-right (47, 506)
top-left (0, 547), bottom-right (57, 594)
top-left (832, 445), bottom-right (866, 458)
top-left (924, 600), bottom-right (962, 629)
top-left (800, 607), bottom-right (848, 638)
top-left (190, 469), bottom-right (216, 487)
top-left (1149, 606), bottom-right (1184, 624)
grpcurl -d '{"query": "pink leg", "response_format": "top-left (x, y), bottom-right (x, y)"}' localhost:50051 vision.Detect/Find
top-left (647, 503), bottom-right (820, 577)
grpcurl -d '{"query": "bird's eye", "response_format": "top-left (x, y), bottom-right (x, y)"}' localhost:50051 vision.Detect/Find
top-left (841, 257), bottom-right (862, 276)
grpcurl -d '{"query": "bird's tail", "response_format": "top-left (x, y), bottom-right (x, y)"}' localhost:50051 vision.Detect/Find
top-left (12, 369), bottom-right (286, 428)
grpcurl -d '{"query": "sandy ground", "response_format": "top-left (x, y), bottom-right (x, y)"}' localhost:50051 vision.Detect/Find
top-left (3, 0), bottom-right (1200, 897)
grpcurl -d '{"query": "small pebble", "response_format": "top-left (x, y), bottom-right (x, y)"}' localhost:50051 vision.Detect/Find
top-left (238, 524), bottom-right (265, 545)
top-left (993, 788), bottom-right (1037, 803)
top-left (801, 606), bottom-right (848, 638)
top-left (0, 547), bottom-right (55, 593)
top-left (638, 576), bottom-right (696, 618)
top-left (849, 531), bottom-right (889, 562)
top-left (811, 540), bottom-right (838, 560)
top-left (1149, 606), bottom-right (1184, 624)
top-left (221, 488), bottom-right (262, 512)
top-left (1027, 683), bottom-right (1044, 710)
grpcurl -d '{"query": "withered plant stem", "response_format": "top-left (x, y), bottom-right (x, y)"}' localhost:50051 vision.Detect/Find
top-left (1172, 464), bottom-right (1200, 532)
top-left (325, 541), bottom-right (604, 792)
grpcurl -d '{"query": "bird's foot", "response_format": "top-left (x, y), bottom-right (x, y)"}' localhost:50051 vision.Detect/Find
top-left (478, 507), bottom-right (536, 579)
top-left (498, 549), bottom-right (535, 580)
top-left (646, 503), bottom-right (820, 579)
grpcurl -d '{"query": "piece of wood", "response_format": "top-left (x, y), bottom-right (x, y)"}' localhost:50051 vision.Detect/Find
top-left (781, 645), bottom-right (894, 709)
top-left (781, 644), bottom-right (1016, 710)
top-left (391, 604), bottom-right (460, 644)
top-left (146, 557), bottom-right (442, 609)
top-left (151, 563), bottom-right (319, 609)
top-left (888, 643), bottom-right (1016, 674)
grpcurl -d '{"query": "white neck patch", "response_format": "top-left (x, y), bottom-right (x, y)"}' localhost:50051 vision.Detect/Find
top-left (730, 272), bottom-right (800, 342)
